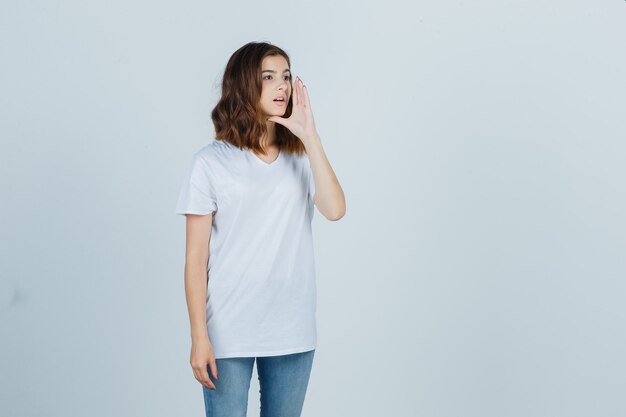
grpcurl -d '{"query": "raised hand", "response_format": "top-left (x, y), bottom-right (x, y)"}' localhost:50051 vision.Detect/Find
top-left (268, 76), bottom-right (319, 144)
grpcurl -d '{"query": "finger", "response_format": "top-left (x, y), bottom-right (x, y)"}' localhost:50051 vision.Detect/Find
top-left (302, 82), bottom-right (311, 109)
top-left (193, 367), bottom-right (215, 390)
top-left (199, 364), bottom-right (217, 390)
top-left (295, 76), bottom-right (301, 106)
top-left (208, 359), bottom-right (219, 380)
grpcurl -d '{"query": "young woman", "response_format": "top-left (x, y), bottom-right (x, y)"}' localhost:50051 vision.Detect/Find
top-left (175, 41), bottom-right (345, 417)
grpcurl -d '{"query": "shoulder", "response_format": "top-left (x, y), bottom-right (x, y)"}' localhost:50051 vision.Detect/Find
top-left (192, 140), bottom-right (239, 165)
top-left (194, 140), bottom-right (227, 159)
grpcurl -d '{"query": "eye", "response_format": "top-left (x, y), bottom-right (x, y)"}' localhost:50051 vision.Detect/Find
top-left (262, 75), bottom-right (292, 81)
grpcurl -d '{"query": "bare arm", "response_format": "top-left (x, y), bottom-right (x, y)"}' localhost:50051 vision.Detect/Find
top-left (304, 134), bottom-right (346, 221)
top-left (267, 75), bottom-right (346, 221)
top-left (184, 213), bottom-right (218, 390)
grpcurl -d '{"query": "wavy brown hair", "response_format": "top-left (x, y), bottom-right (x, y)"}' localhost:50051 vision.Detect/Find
top-left (211, 42), bottom-right (306, 157)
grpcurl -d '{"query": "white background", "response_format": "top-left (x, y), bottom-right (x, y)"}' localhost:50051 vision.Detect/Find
top-left (1, 1), bottom-right (625, 416)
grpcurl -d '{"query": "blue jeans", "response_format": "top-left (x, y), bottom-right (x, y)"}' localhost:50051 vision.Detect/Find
top-left (202, 349), bottom-right (315, 417)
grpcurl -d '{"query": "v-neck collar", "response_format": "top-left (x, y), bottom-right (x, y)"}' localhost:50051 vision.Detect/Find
top-left (221, 141), bottom-right (285, 167)
top-left (249, 148), bottom-right (282, 166)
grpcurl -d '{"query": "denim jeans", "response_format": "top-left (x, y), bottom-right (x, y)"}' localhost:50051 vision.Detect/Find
top-left (202, 349), bottom-right (315, 417)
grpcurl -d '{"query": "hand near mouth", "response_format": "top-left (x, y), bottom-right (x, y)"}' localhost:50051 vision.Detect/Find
top-left (268, 76), bottom-right (319, 144)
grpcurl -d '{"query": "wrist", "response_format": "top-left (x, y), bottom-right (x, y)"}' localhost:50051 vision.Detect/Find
top-left (191, 330), bottom-right (209, 344)
top-left (302, 133), bottom-right (321, 148)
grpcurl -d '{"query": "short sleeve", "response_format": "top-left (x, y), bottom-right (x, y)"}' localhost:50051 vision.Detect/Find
top-left (175, 153), bottom-right (218, 216)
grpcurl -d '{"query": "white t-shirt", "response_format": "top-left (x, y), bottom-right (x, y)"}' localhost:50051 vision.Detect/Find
top-left (175, 139), bottom-right (317, 359)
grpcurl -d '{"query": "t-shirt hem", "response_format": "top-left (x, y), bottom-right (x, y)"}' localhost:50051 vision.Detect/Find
top-left (213, 345), bottom-right (316, 359)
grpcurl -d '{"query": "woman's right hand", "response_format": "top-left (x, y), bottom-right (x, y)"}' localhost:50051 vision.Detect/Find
top-left (190, 338), bottom-right (218, 390)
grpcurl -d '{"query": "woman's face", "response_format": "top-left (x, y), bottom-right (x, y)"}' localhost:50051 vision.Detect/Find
top-left (259, 54), bottom-right (292, 118)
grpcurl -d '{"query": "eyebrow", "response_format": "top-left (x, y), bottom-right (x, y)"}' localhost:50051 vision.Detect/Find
top-left (261, 69), bottom-right (291, 74)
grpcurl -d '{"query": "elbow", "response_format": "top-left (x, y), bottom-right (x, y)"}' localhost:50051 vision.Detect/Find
top-left (317, 192), bottom-right (346, 221)
top-left (328, 212), bottom-right (344, 221)
top-left (326, 203), bottom-right (346, 221)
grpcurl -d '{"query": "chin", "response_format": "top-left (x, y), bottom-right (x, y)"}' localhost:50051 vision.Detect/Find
top-left (263, 104), bottom-right (287, 118)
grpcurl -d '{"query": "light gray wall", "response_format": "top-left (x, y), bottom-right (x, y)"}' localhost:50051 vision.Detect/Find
top-left (1, 1), bottom-right (625, 416)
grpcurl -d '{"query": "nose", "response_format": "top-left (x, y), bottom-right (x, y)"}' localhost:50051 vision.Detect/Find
top-left (277, 77), bottom-right (289, 91)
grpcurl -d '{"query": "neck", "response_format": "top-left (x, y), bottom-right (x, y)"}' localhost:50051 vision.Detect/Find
top-left (260, 120), bottom-right (277, 148)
